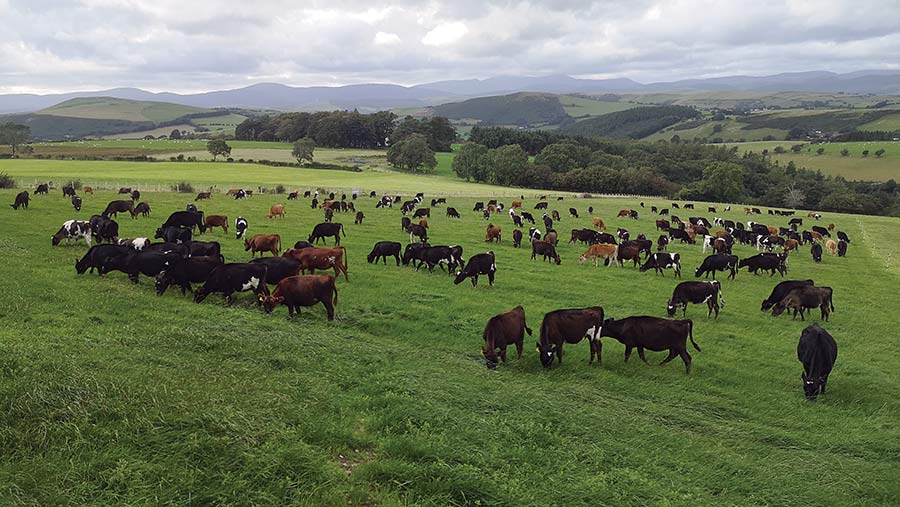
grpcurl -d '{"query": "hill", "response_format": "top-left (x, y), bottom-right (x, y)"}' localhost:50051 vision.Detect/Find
top-left (39, 97), bottom-right (208, 122)
top-left (560, 105), bottom-right (701, 138)
top-left (430, 92), bottom-right (568, 126)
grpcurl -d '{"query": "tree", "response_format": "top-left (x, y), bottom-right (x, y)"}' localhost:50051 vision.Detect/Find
top-left (875, 148), bottom-right (886, 157)
top-left (819, 191), bottom-right (863, 213)
top-left (386, 133), bottom-right (436, 173)
top-left (783, 183), bottom-right (806, 208)
top-left (534, 142), bottom-right (591, 173)
top-left (696, 162), bottom-right (745, 203)
top-left (452, 142), bottom-right (491, 181)
top-left (170, 129), bottom-right (183, 140)
top-left (292, 137), bottom-right (315, 164)
top-left (207, 139), bottom-right (231, 161)
top-left (670, 134), bottom-right (681, 144)
top-left (773, 145), bottom-right (786, 154)
top-left (489, 144), bottom-right (529, 186)
top-left (0, 123), bottom-right (31, 156)
top-left (712, 124), bottom-right (724, 133)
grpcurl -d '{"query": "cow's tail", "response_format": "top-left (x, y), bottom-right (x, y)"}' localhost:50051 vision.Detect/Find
top-left (332, 278), bottom-right (339, 305)
top-left (524, 324), bottom-right (533, 336)
top-left (717, 282), bottom-right (726, 308)
top-left (688, 320), bottom-right (701, 352)
top-left (341, 223), bottom-right (346, 237)
top-left (339, 246), bottom-right (348, 270)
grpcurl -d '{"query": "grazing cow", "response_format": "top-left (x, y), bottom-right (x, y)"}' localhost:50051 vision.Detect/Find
top-left (837, 231), bottom-right (850, 243)
top-left (52, 220), bottom-right (92, 246)
top-left (810, 230), bottom-right (824, 243)
top-left (668, 228), bottom-right (695, 244)
top-left (739, 253), bottom-right (786, 276)
top-left (118, 187), bottom-right (132, 195)
top-left (668, 281), bottom-right (723, 318)
top-left (244, 234), bottom-right (281, 257)
top-left (74, 244), bottom-right (132, 274)
top-left (155, 255), bottom-right (223, 295)
top-left (536, 307), bottom-right (605, 368)
top-left (71, 195), bottom-right (82, 212)
top-left (825, 239), bottom-right (837, 256)
top-left (248, 256), bottom-right (302, 286)
top-left (35, 183), bottom-right (49, 195)
top-left (512, 229), bottom-right (523, 248)
top-left (196, 192), bottom-right (211, 200)
top-left (485, 225), bottom-right (502, 243)
top-left (293, 241), bottom-right (314, 250)
top-left (260, 275), bottom-right (338, 320)
top-left (400, 216), bottom-right (412, 232)
top-left (592, 217), bottom-right (607, 230)
top-left (579, 244), bottom-right (618, 267)
top-left (511, 200), bottom-right (523, 209)
top-left (311, 198), bottom-right (319, 209)
top-left (837, 240), bottom-right (848, 257)
top-left (268, 204), bottom-right (286, 219)
top-left (130, 190), bottom-right (140, 201)
top-left (797, 323), bottom-right (838, 401)
top-left (534, 202), bottom-right (548, 210)
top-left (193, 263), bottom-right (270, 304)
top-left (531, 240), bottom-right (561, 265)
top-left (616, 245), bottom-right (642, 268)
top-left (783, 238), bottom-right (800, 254)
top-left (308, 222), bottom-right (345, 246)
top-left (100, 250), bottom-right (182, 284)
top-left (617, 209), bottom-right (631, 217)
top-left (656, 219), bottom-right (670, 231)
top-left (407, 223), bottom-right (428, 243)
top-left (772, 285), bottom-right (834, 321)
top-left (483, 210), bottom-right (492, 220)
top-left (510, 214), bottom-right (523, 228)
top-left (695, 254), bottom-right (738, 280)
top-left (543, 214), bottom-right (553, 230)
top-left (283, 246), bottom-right (349, 281)
top-left (616, 228), bottom-right (630, 241)
top-left (545, 230), bottom-right (558, 246)
top-left (453, 251), bottom-right (496, 287)
top-left (367, 241), bottom-right (402, 265)
top-left (203, 214), bottom-right (228, 233)
top-left (657, 235), bottom-right (669, 251)
top-left (89, 215), bottom-right (119, 243)
top-left (811, 242), bottom-right (823, 263)
top-left (413, 207), bottom-right (430, 219)
top-left (529, 228), bottom-right (542, 241)
top-left (133, 202), bottom-right (150, 217)
top-left (569, 228), bottom-right (596, 245)
top-left (155, 226), bottom-right (192, 245)
top-left (640, 253), bottom-right (682, 277)
top-left (482, 306), bottom-right (532, 369)
top-left (473, 202), bottom-right (485, 212)
top-left (323, 208), bottom-right (334, 223)
top-left (418, 219), bottom-right (429, 229)
top-left (762, 279), bottom-right (815, 311)
top-left (162, 211), bottom-right (206, 232)
top-left (62, 186), bottom-right (77, 197)
top-left (569, 207), bottom-right (579, 218)
top-left (812, 225), bottom-right (830, 238)
top-left (354, 211), bottom-right (365, 224)
top-left (83, 186), bottom-right (93, 195)
top-left (408, 245), bottom-right (465, 273)
top-left (235, 217), bottom-right (248, 239)
top-left (121, 237), bottom-right (155, 252)
top-left (598, 317), bottom-right (699, 374)
top-left (287, 191), bottom-right (298, 200)
top-left (186, 203), bottom-right (198, 213)
top-left (446, 207), bottom-right (460, 218)
top-left (521, 211), bottom-right (535, 224)
top-left (233, 189), bottom-right (247, 199)
top-left (189, 241), bottom-right (221, 258)
top-left (708, 206), bottom-right (716, 213)
top-left (102, 200), bottom-right (135, 219)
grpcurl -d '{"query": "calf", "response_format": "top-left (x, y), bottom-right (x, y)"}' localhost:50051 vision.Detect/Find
top-left (355, 211), bottom-right (365, 224)
top-left (83, 186), bottom-right (93, 195)
top-left (640, 253), bottom-right (681, 277)
top-left (536, 307), bottom-right (605, 368)
top-left (156, 255), bottom-right (224, 295)
top-left (235, 217), bottom-right (248, 239)
top-left (102, 200), bottom-right (136, 219)
top-left (193, 263), bottom-right (270, 304)
top-left (761, 279), bottom-right (814, 311)
top-left (283, 246), bottom-right (349, 281)
top-left (453, 251), bottom-right (496, 287)
top-left (592, 217), bottom-right (607, 230)
top-left (249, 256), bottom-right (302, 285)
top-left (51, 220), bottom-right (92, 246)
top-left (797, 323), bottom-right (838, 401)
top-left (772, 286), bottom-right (834, 321)
top-left (367, 241), bottom-right (402, 265)
top-left (260, 275), bottom-right (338, 320)
top-left (308, 222), bottom-right (345, 245)
top-left (668, 281), bottom-right (723, 319)
top-left (35, 183), bottom-right (49, 195)
top-left (75, 244), bottom-right (132, 274)
top-left (531, 240), bottom-right (561, 265)
top-left (598, 316), bottom-right (700, 374)
top-left (579, 244), bottom-right (618, 267)
top-left (196, 191), bottom-right (211, 200)
top-left (825, 239), bottom-right (837, 256)
top-left (287, 191), bottom-right (298, 200)
top-left (268, 204), bottom-right (286, 219)
top-left (739, 253), bottom-right (786, 276)
top-left (485, 225), bottom-right (502, 243)
top-left (155, 226), bottom-right (192, 245)
top-left (244, 234), bottom-right (281, 257)
top-left (72, 195), bottom-right (83, 212)
top-left (133, 201), bottom-right (150, 217)
top-left (694, 254), bottom-right (738, 280)
top-left (204, 214), bottom-right (228, 233)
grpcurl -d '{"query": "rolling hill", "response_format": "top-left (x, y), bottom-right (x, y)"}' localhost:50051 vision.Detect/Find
top-left (39, 97), bottom-right (208, 122)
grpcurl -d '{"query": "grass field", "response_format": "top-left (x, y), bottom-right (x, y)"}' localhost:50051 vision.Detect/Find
top-left (0, 159), bottom-right (899, 506)
top-left (724, 141), bottom-right (900, 181)
top-left (560, 96), bottom-right (637, 118)
top-left (645, 118), bottom-right (788, 143)
top-left (39, 97), bottom-right (208, 123)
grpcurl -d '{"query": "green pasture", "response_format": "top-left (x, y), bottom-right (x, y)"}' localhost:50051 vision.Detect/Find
top-left (0, 159), bottom-right (898, 505)
top-left (560, 95), bottom-right (637, 118)
top-left (724, 141), bottom-right (900, 181)
top-left (39, 97), bottom-right (207, 123)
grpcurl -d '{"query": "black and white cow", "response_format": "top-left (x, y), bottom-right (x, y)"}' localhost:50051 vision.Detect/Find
top-left (155, 226), bottom-right (192, 245)
top-left (453, 252), bottom-right (496, 287)
top-left (52, 220), bottom-right (92, 246)
top-left (235, 216), bottom-right (249, 239)
top-left (797, 323), bottom-right (838, 401)
top-left (193, 263), bottom-right (270, 304)
top-left (118, 237), bottom-right (151, 251)
top-left (71, 195), bottom-right (82, 212)
top-left (640, 253), bottom-right (682, 278)
top-left (668, 281), bottom-right (724, 319)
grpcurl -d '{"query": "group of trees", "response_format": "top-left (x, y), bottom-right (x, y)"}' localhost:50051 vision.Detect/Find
top-left (0, 123), bottom-right (31, 156)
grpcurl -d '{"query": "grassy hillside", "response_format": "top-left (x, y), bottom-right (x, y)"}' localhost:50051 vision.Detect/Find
top-left (0, 160), bottom-right (898, 505)
top-left (723, 140), bottom-right (900, 180)
top-left (561, 105), bottom-right (701, 139)
top-left (40, 97), bottom-right (209, 122)
top-left (431, 93), bottom-right (568, 126)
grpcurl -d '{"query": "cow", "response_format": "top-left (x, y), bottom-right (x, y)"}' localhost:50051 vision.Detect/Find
top-left (244, 234), bottom-right (281, 257)
top-left (708, 206), bottom-right (716, 213)
top-left (293, 241), bottom-right (314, 250)
top-left (772, 285), bottom-right (834, 321)
top-left (196, 191), bottom-right (211, 200)
top-left (193, 263), bottom-right (270, 304)
top-left (481, 306), bottom-right (532, 369)
top-left (367, 241), bottom-right (402, 265)
top-left (143, 241), bottom-right (191, 258)
top-left (543, 214), bottom-right (553, 230)
top-left (287, 191), bottom-right (299, 200)
top-left (407, 224), bottom-right (428, 244)
top-left (668, 228), bottom-right (695, 244)
top-left (418, 219), bottom-right (429, 229)
top-left (35, 183), bottom-right (49, 195)
top-left (268, 204), bottom-right (286, 219)
top-left (811, 242), bottom-right (823, 263)
top-left (761, 279), bottom-right (815, 311)
top-left (186, 203), bottom-right (198, 213)
top-left (189, 241), bottom-right (221, 258)
top-left (202, 214), bottom-right (228, 233)
top-left (812, 225), bottom-right (830, 238)
top-left (616, 209), bottom-right (631, 217)
top-left (569, 228), bottom-right (597, 245)
top-left (694, 254), bottom-right (738, 280)
top-left (52, 220), bottom-right (92, 246)
top-left (133, 202), bottom-right (150, 217)
top-left (413, 207), bottom-right (430, 219)
top-left (446, 207), bottom-right (460, 219)
top-left (656, 219), bottom-right (670, 231)
top-left (156, 255), bottom-right (224, 295)
top-left (233, 189), bottom-right (247, 199)
top-left (118, 187), bottom-right (132, 195)
top-left (248, 256), bottom-right (302, 286)
top-left (836, 231), bottom-right (850, 243)
top-left (598, 316), bottom-right (699, 373)
top-left (355, 211), bottom-right (365, 224)
top-left (259, 274), bottom-right (339, 320)
top-left (617, 228), bottom-right (630, 241)
top-left (130, 190), bottom-right (141, 201)
top-left (531, 240), bottom-right (561, 265)
top-left (640, 253), bottom-right (682, 277)
top-left (75, 244), bottom-right (132, 274)
top-left (162, 211), bottom-right (206, 232)
top-left (89, 215), bottom-right (119, 243)
top-left (521, 211), bottom-right (535, 224)
top-left (588, 217), bottom-right (606, 230)
top-left (283, 246), bottom-right (348, 281)
top-left (837, 240), bottom-right (848, 257)
top-left (510, 200), bottom-right (523, 209)
top-left (534, 202), bottom-right (548, 210)
top-left (308, 222), bottom-right (345, 246)
top-left (825, 239), bottom-right (837, 256)
top-left (235, 217), bottom-right (248, 239)
top-left (668, 281), bottom-right (723, 319)
top-left (512, 229), bottom-right (523, 248)
top-left (545, 230), bottom-right (558, 246)
top-left (71, 195), bottom-right (82, 212)
top-left (155, 226), bottom-right (192, 245)
top-left (783, 238), bottom-right (800, 254)
top-left (453, 251), bottom-right (495, 287)
top-left (797, 323), bottom-right (838, 401)
top-left (485, 225), bottom-right (502, 243)
top-left (579, 244), bottom-right (618, 267)
top-left (535, 307), bottom-right (605, 368)
top-left (739, 253), bottom-right (786, 276)
top-left (657, 235), bottom-right (669, 252)
top-left (616, 245), bottom-right (642, 268)
top-left (568, 207), bottom-right (579, 218)
top-left (62, 186), bottom-right (77, 197)
top-left (408, 245), bottom-right (466, 273)
top-left (510, 214), bottom-right (523, 228)
top-left (323, 208), bottom-right (334, 223)
top-left (118, 237), bottom-right (151, 251)
top-left (83, 186), bottom-right (93, 195)
top-left (102, 200), bottom-right (135, 219)
top-left (473, 202), bottom-right (485, 212)
top-left (100, 250), bottom-right (182, 284)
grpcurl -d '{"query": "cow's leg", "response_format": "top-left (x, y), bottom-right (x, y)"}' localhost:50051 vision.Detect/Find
top-left (471, 275), bottom-right (478, 287)
top-left (487, 271), bottom-right (494, 287)
top-left (637, 347), bottom-right (650, 365)
top-left (224, 291), bottom-right (234, 305)
top-left (659, 349), bottom-right (678, 365)
top-left (500, 346), bottom-right (507, 363)
top-left (679, 350), bottom-right (692, 374)
top-left (624, 345), bottom-right (633, 362)
top-left (393, 254), bottom-right (400, 266)
top-left (287, 305), bottom-right (294, 318)
top-left (515, 340), bottom-right (523, 360)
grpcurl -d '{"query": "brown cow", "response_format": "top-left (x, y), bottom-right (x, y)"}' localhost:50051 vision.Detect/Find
top-left (487, 204), bottom-right (497, 214)
top-left (616, 245), bottom-right (642, 267)
top-left (825, 239), bottom-right (837, 256)
top-left (244, 234), bottom-right (281, 257)
top-left (531, 240), bottom-right (561, 264)
top-left (204, 214), bottom-right (228, 233)
top-left (810, 231), bottom-right (824, 242)
top-left (545, 230), bottom-right (558, 246)
top-left (784, 238), bottom-right (799, 254)
top-left (828, 223), bottom-right (835, 232)
top-left (320, 199), bottom-right (335, 209)
top-left (485, 225), bottom-right (502, 243)
top-left (324, 207), bottom-right (334, 222)
top-left (536, 307), bottom-right (605, 368)
top-left (196, 191), bottom-right (211, 200)
top-left (354, 211), bottom-right (365, 224)
top-left (511, 200), bottom-right (523, 209)
top-left (593, 217), bottom-right (607, 230)
top-left (226, 188), bottom-right (241, 196)
top-left (579, 244), bottom-right (618, 267)
top-left (418, 219), bottom-right (429, 229)
top-left (617, 209), bottom-right (631, 217)
top-left (283, 246), bottom-right (349, 281)
top-left (482, 305), bottom-right (532, 369)
top-left (259, 275), bottom-right (338, 320)
top-left (83, 186), bottom-right (93, 195)
top-left (768, 226), bottom-right (778, 236)
top-left (268, 204), bottom-right (286, 219)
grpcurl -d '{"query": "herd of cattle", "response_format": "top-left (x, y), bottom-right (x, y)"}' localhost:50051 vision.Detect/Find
top-left (13, 185), bottom-right (841, 401)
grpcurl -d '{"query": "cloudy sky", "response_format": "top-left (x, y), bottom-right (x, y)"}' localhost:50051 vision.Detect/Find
top-left (1, 0), bottom-right (899, 94)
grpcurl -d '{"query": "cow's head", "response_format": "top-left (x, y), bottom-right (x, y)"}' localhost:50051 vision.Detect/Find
top-left (193, 287), bottom-right (210, 303)
top-left (259, 294), bottom-right (285, 313)
top-left (244, 238), bottom-right (252, 251)
top-left (482, 347), bottom-right (499, 370)
top-left (52, 235), bottom-right (61, 246)
top-left (154, 228), bottom-right (165, 240)
top-left (771, 303), bottom-right (786, 317)
top-left (666, 299), bottom-right (677, 317)
top-left (536, 341), bottom-right (556, 368)
top-left (802, 373), bottom-right (825, 401)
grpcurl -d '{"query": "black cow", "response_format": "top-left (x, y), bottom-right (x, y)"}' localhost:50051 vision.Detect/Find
top-left (186, 203), bottom-right (198, 212)
top-left (668, 281), bottom-right (723, 319)
top-left (797, 323), bottom-right (838, 401)
top-left (189, 241), bottom-right (221, 258)
top-left (598, 316), bottom-right (700, 374)
top-left (534, 202), bottom-right (548, 210)
top-left (772, 286), bottom-right (834, 321)
top-left (511, 214), bottom-right (523, 228)
top-left (446, 207), bottom-right (460, 218)
top-left (155, 226), bottom-right (192, 245)
top-left (694, 254), bottom-right (738, 280)
top-left (193, 263), bottom-right (269, 304)
top-left (162, 211), bottom-right (206, 233)
top-left (837, 240), bottom-right (848, 257)
top-left (144, 242), bottom-right (191, 258)
top-left (293, 240), bottom-right (314, 250)
top-left (536, 307), bottom-right (605, 368)
top-left (71, 195), bottom-right (82, 212)
top-left (401, 216), bottom-right (412, 232)
top-left (640, 253), bottom-right (681, 278)
top-left (308, 222), bottom-right (345, 245)
top-left (130, 189), bottom-right (141, 201)
top-left (407, 224), bottom-right (428, 243)
top-left (35, 183), bottom-right (49, 195)
top-left (62, 186), bottom-right (76, 197)
top-left (401, 242), bottom-right (430, 267)
top-left (100, 250), bottom-right (182, 283)
top-left (739, 253), bottom-right (786, 276)
top-left (569, 207), bottom-right (579, 218)
top-left (812, 225), bottom-right (830, 238)
top-left (413, 245), bottom-right (465, 273)
top-left (657, 235), bottom-right (669, 251)
top-left (10, 191), bottom-right (29, 210)
top-left (75, 244), bottom-right (132, 274)
top-left (89, 215), bottom-right (119, 243)
top-left (531, 240), bottom-right (560, 265)
top-left (102, 200), bottom-right (135, 219)
top-left (836, 231), bottom-right (850, 243)
top-left (134, 202), bottom-right (150, 217)
top-left (762, 279), bottom-right (814, 311)
top-left (668, 228), bottom-right (695, 244)
top-left (249, 256), bottom-right (302, 285)
top-left (453, 252), bottom-right (495, 287)
top-left (811, 242), bottom-right (823, 263)
top-left (512, 229), bottom-right (523, 248)
top-left (367, 241), bottom-right (402, 265)
top-left (473, 202), bottom-right (485, 212)
top-left (235, 217), bottom-right (248, 239)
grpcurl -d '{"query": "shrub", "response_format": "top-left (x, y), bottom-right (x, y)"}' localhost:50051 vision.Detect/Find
top-left (275, 184), bottom-right (286, 194)
top-left (64, 179), bottom-right (82, 190)
top-left (0, 172), bottom-right (15, 189)
top-left (173, 181), bottom-right (194, 193)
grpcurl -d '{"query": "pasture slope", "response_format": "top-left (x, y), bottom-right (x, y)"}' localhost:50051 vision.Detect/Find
top-left (0, 159), bottom-right (899, 506)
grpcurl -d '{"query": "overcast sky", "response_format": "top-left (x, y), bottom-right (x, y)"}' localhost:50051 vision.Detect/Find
top-left (2, 0), bottom-right (899, 94)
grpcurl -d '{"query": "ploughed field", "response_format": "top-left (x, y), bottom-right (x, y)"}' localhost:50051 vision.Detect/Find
top-left (1, 162), bottom-right (899, 506)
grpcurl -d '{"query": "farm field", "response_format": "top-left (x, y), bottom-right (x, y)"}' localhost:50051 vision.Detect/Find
top-left (1, 159), bottom-right (899, 506)
top-left (724, 141), bottom-right (900, 181)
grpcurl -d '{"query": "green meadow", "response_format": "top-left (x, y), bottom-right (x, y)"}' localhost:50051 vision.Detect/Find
top-left (724, 141), bottom-right (900, 181)
top-left (0, 159), bottom-right (898, 506)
